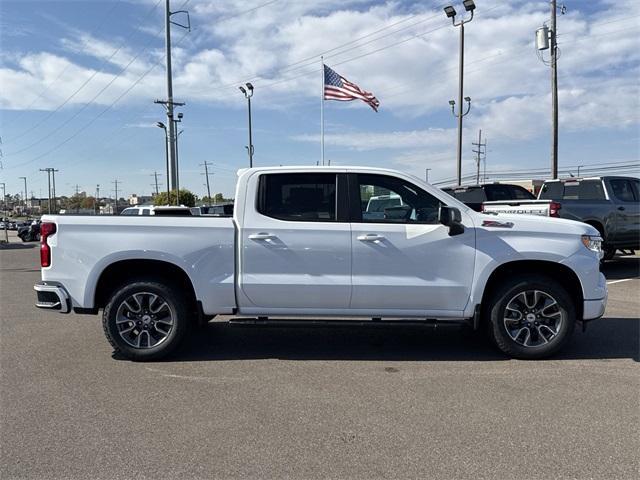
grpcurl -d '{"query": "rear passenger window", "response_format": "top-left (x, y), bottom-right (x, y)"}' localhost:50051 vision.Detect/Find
top-left (510, 186), bottom-right (536, 200)
top-left (577, 181), bottom-right (605, 200)
top-left (484, 185), bottom-right (513, 201)
top-left (258, 173), bottom-right (337, 222)
top-left (142, 209), bottom-right (151, 215)
top-left (539, 182), bottom-right (563, 199)
top-left (609, 179), bottom-right (637, 202)
top-left (449, 188), bottom-right (486, 203)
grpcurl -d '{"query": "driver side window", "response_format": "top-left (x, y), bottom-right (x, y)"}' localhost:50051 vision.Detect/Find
top-left (356, 174), bottom-right (442, 224)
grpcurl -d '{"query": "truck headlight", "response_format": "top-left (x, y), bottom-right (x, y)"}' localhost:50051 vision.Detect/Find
top-left (581, 235), bottom-right (603, 257)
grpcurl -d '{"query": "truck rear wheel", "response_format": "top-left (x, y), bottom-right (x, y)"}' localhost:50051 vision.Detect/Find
top-left (485, 275), bottom-right (576, 359)
top-left (102, 279), bottom-right (191, 361)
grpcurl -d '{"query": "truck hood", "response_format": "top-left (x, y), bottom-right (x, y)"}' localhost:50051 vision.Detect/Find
top-left (475, 213), bottom-right (599, 237)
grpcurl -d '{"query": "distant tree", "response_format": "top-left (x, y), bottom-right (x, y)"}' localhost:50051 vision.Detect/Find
top-left (81, 196), bottom-right (95, 209)
top-left (200, 193), bottom-right (233, 205)
top-left (153, 189), bottom-right (196, 207)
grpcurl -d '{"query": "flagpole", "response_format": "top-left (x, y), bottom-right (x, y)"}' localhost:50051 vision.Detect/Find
top-left (320, 56), bottom-right (325, 166)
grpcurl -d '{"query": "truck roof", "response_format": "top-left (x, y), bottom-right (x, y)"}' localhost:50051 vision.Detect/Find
top-left (237, 165), bottom-right (414, 176)
top-left (543, 176), bottom-right (638, 183)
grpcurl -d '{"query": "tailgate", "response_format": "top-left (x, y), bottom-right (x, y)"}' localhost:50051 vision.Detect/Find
top-left (482, 200), bottom-right (551, 216)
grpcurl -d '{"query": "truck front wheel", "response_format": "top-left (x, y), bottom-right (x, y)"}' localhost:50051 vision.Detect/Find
top-left (485, 275), bottom-right (576, 359)
top-left (102, 279), bottom-right (191, 361)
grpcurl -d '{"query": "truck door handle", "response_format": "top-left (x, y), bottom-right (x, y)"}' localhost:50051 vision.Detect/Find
top-left (357, 234), bottom-right (385, 242)
top-left (249, 233), bottom-right (276, 240)
top-left (618, 206), bottom-right (625, 211)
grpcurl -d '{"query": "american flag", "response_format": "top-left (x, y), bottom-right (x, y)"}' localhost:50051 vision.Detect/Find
top-left (323, 64), bottom-right (380, 112)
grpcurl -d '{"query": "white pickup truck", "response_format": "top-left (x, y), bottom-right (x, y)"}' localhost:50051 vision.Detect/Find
top-left (35, 166), bottom-right (607, 361)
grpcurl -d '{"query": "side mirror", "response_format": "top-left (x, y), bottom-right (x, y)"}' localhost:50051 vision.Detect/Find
top-left (439, 206), bottom-right (465, 236)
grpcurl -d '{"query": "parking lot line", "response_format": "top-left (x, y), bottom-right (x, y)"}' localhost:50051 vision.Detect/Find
top-left (606, 278), bottom-right (639, 285)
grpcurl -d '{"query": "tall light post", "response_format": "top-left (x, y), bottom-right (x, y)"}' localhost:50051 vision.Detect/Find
top-left (19, 176), bottom-right (27, 215)
top-left (172, 112), bottom-right (183, 206)
top-left (239, 82), bottom-right (254, 168)
top-left (156, 122), bottom-right (171, 203)
top-left (444, 0), bottom-right (475, 186)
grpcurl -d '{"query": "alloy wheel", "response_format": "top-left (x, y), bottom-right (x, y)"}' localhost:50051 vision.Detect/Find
top-left (115, 292), bottom-right (174, 349)
top-left (503, 290), bottom-right (564, 348)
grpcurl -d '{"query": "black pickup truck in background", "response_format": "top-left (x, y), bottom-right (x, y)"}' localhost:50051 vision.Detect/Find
top-left (442, 183), bottom-right (537, 212)
top-left (537, 176), bottom-right (640, 259)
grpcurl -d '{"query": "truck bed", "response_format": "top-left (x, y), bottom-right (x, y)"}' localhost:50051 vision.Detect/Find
top-left (41, 215), bottom-right (237, 314)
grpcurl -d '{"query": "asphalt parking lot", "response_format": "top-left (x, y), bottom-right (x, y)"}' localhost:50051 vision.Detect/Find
top-left (1, 232), bottom-right (638, 480)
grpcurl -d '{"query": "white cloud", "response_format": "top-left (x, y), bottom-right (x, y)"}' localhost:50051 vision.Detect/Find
top-left (1, 0), bottom-right (638, 148)
top-left (293, 127), bottom-right (455, 151)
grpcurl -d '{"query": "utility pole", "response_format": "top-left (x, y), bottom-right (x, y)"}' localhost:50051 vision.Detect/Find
top-left (472, 129), bottom-right (487, 185)
top-left (425, 168), bottom-right (432, 183)
top-left (74, 184), bottom-right (81, 213)
top-left (112, 179), bottom-right (120, 215)
top-left (550, 0), bottom-right (559, 179)
top-left (173, 118), bottom-right (183, 206)
top-left (0, 183), bottom-right (7, 243)
top-left (155, 0), bottom-right (189, 192)
top-left (19, 176), bottom-right (27, 214)
top-left (200, 161), bottom-right (213, 204)
top-left (0, 182), bottom-right (5, 215)
top-left (444, 1), bottom-right (475, 186)
top-left (536, 1), bottom-right (564, 179)
top-left (39, 168), bottom-right (55, 214)
top-left (95, 184), bottom-right (100, 215)
top-left (151, 172), bottom-right (161, 196)
top-left (51, 169), bottom-right (58, 214)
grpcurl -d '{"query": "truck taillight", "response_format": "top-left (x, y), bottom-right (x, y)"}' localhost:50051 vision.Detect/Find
top-left (40, 222), bottom-right (56, 267)
top-left (549, 201), bottom-right (562, 217)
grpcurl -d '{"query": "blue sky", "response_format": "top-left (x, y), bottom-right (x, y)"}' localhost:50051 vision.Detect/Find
top-left (0, 0), bottom-right (638, 200)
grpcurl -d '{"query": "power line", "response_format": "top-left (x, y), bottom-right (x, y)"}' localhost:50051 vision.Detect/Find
top-left (193, 8), bottom-right (446, 95)
top-left (433, 161), bottom-right (640, 186)
top-left (5, 0), bottom-right (164, 145)
top-left (254, 5), bottom-right (501, 94)
top-left (7, 29), bottom-right (191, 170)
top-left (6, 0), bottom-right (125, 127)
top-left (6, 26), bottom-right (168, 157)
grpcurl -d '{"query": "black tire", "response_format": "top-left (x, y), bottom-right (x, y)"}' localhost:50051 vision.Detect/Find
top-left (102, 278), bottom-right (192, 361)
top-left (485, 274), bottom-right (576, 360)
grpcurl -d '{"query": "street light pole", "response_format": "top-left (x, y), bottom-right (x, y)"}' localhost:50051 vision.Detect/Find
top-left (239, 83), bottom-right (254, 167)
top-left (157, 122), bottom-right (171, 203)
top-left (19, 176), bottom-right (27, 214)
top-left (444, 1), bottom-right (475, 186)
top-left (172, 112), bottom-right (183, 206)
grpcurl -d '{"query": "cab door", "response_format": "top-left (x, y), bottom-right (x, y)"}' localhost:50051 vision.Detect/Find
top-left (238, 172), bottom-right (352, 311)
top-left (607, 178), bottom-right (640, 245)
top-left (349, 173), bottom-right (476, 314)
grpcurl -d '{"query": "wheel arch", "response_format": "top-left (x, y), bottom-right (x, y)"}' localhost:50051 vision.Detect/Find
top-left (479, 260), bottom-right (584, 321)
top-left (93, 259), bottom-right (198, 311)
top-left (583, 219), bottom-right (605, 238)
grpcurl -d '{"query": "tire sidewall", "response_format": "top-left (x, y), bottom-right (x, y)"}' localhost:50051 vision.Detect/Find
top-left (103, 280), bottom-right (190, 361)
top-left (487, 275), bottom-right (576, 359)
